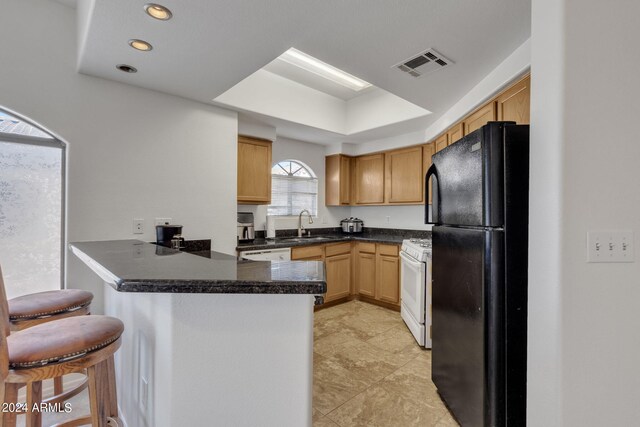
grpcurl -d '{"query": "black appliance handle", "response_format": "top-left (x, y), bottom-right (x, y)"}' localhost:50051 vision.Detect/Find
top-left (425, 163), bottom-right (438, 224)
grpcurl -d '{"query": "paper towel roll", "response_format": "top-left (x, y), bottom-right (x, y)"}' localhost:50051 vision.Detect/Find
top-left (266, 215), bottom-right (276, 239)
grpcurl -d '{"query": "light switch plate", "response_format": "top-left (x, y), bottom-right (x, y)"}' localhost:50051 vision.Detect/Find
top-left (587, 230), bottom-right (634, 263)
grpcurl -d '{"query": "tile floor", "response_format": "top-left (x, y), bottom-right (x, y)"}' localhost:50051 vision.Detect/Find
top-left (14, 300), bottom-right (458, 426)
top-left (313, 300), bottom-right (458, 427)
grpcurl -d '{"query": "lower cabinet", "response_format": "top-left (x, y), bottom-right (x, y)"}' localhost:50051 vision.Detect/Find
top-left (356, 242), bottom-right (401, 307)
top-left (291, 241), bottom-right (401, 308)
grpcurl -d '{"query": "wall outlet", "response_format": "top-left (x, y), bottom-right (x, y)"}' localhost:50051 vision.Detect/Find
top-left (385, 216), bottom-right (391, 224)
top-left (321, 216), bottom-right (327, 224)
top-left (133, 219), bottom-right (144, 234)
top-left (155, 217), bottom-right (172, 226)
top-left (587, 230), bottom-right (634, 263)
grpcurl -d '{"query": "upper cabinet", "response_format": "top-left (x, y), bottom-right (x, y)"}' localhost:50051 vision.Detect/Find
top-left (464, 102), bottom-right (497, 134)
top-left (237, 135), bottom-right (272, 205)
top-left (434, 133), bottom-right (448, 153)
top-left (446, 123), bottom-right (464, 147)
top-left (355, 153), bottom-right (385, 204)
top-left (496, 75), bottom-right (530, 124)
top-left (384, 146), bottom-right (424, 204)
top-left (323, 73), bottom-right (530, 207)
top-left (325, 154), bottom-right (352, 206)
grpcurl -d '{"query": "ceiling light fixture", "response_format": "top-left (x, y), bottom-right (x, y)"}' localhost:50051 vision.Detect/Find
top-left (116, 64), bottom-right (138, 73)
top-left (129, 39), bottom-right (153, 51)
top-left (279, 48), bottom-right (372, 92)
top-left (144, 3), bottom-right (172, 20)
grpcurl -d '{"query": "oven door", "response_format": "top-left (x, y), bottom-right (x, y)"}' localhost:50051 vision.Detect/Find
top-left (400, 250), bottom-right (426, 346)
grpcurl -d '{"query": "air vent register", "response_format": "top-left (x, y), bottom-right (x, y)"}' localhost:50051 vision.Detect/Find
top-left (394, 48), bottom-right (452, 78)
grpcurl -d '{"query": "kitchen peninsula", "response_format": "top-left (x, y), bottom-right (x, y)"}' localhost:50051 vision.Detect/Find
top-left (70, 240), bottom-right (325, 427)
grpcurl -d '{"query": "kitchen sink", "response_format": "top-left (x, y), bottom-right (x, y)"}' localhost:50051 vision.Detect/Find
top-left (280, 236), bottom-right (341, 242)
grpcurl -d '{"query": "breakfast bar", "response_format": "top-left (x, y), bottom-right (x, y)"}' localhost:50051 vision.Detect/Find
top-left (69, 239), bottom-right (325, 427)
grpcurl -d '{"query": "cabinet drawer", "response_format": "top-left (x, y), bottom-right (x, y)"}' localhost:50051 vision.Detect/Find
top-left (357, 242), bottom-right (376, 254)
top-left (325, 242), bottom-right (351, 257)
top-left (378, 244), bottom-right (399, 257)
top-left (291, 245), bottom-right (324, 260)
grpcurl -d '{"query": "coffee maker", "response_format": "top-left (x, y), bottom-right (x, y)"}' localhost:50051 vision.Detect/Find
top-left (156, 223), bottom-right (184, 249)
top-left (237, 212), bottom-right (255, 242)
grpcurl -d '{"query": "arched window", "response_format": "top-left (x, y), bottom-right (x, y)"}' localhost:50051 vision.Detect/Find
top-left (268, 160), bottom-right (318, 216)
top-left (0, 110), bottom-right (64, 298)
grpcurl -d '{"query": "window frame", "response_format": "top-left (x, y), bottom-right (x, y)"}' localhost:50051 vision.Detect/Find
top-left (268, 159), bottom-right (318, 218)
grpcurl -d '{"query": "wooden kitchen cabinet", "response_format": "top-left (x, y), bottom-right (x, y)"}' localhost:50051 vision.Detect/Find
top-left (385, 146), bottom-right (423, 204)
top-left (464, 102), bottom-right (497, 135)
top-left (377, 248), bottom-right (400, 304)
top-left (354, 153), bottom-right (385, 204)
top-left (496, 75), bottom-right (530, 124)
top-left (434, 133), bottom-right (448, 153)
top-left (356, 245), bottom-right (376, 298)
top-left (292, 243), bottom-right (352, 304)
top-left (237, 136), bottom-right (272, 204)
top-left (447, 123), bottom-right (464, 146)
top-left (325, 154), bottom-right (352, 206)
top-left (325, 252), bottom-right (351, 302)
top-left (355, 242), bottom-right (401, 308)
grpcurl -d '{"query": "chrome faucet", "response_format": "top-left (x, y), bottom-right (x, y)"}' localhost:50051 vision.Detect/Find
top-left (298, 209), bottom-right (314, 237)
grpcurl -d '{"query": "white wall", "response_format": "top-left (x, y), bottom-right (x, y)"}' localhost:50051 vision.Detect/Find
top-left (346, 89), bottom-right (430, 134)
top-left (0, 0), bottom-right (238, 313)
top-left (529, 0), bottom-right (640, 425)
top-left (239, 136), bottom-right (350, 232)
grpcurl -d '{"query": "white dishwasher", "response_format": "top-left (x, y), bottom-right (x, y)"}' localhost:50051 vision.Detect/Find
top-left (238, 247), bottom-right (292, 261)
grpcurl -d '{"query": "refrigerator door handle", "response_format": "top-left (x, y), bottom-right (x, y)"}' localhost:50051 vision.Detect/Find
top-left (425, 163), bottom-right (438, 224)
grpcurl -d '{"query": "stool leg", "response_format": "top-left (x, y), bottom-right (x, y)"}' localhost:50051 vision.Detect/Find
top-left (105, 357), bottom-right (119, 420)
top-left (88, 361), bottom-right (109, 427)
top-left (53, 376), bottom-right (63, 397)
top-left (26, 381), bottom-right (42, 427)
top-left (0, 382), bottom-right (19, 427)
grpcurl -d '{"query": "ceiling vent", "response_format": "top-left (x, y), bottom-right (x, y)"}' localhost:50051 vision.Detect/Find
top-left (394, 48), bottom-right (452, 78)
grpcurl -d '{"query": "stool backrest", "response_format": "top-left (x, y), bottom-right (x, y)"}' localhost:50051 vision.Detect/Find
top-left (0, 266), bottom-right (11, 379)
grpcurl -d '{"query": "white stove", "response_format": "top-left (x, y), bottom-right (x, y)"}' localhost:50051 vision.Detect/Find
top-left (400, 238), bottom-right (433, 348)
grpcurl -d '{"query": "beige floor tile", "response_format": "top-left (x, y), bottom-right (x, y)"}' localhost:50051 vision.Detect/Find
top-left (313, 408), bottom-right (341, 427)
top-left (313, 355), bottom-right (373, 414)
top-left (326, 383), bottom-right (444, 427)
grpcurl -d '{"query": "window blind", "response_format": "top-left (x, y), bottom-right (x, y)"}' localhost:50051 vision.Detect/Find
top-left (268, 175), bottom-right (318, 216)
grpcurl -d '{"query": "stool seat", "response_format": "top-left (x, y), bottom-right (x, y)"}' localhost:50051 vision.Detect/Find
top-left (7, 315), bottom-right (124, 369)
top-left (8, 289), bottom-right (93, 321)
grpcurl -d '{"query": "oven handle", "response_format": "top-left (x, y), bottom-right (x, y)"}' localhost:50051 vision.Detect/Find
top-left (400, 251), bottom-right (424, 270)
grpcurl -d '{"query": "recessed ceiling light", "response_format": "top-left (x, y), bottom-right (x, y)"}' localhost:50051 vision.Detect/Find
top-left (129, 39), bottom-right (153, 52)
top-left (144, 3), bottom-right (172, 20)
top-left (279, 48), bottom-right (372, 92)
top-left (116, 64), bottom-right (138, 73)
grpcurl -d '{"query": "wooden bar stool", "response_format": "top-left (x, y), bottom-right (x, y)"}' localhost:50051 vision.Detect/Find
top-left (8, 289), bottom-right (93, 405)
top-left (0, 267), bottom-right (124, 427)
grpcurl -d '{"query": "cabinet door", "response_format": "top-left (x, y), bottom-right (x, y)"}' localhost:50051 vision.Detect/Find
top-left (435, 134), bottom-right (448, 153)
top-left (356, 251), bottom-right (376, 297)
top-left (447, 123), bottom-right (464, 146)
top-left (237, 136), bottom-right (272, 204)
top-left (423, 143), bottom-right (435, 205)
top-left (385, 146), bottom-right (423, 204)
top-left (325, 253), bottom-right (351, 302)
top-left (377, 254), bottom-right (400, 304)
top-left (355, 153), bottom-right (385, 204)
top-left (464, 102), bottom-right (497, 135)
top-left (496, 75), bottom-right (530, 124)
top-left (325, 155), bottom-right (352, 206)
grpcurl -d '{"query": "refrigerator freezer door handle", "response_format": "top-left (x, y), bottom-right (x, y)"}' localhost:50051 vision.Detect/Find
top-left (425, 163), bottom-right (438, 224)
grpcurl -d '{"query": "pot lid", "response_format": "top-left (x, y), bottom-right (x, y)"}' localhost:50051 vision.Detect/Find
top-left (340, 217), bottom-right (363, 223)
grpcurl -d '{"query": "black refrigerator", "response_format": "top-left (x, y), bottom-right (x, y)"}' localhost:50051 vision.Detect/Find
top-left (425, 122), bottom-right (529, 427)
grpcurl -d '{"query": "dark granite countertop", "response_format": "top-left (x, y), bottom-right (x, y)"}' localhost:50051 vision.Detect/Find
top-left (69, 240), bottom-right (326, 297)
top-left (236, 228), bottom-right (431, 252)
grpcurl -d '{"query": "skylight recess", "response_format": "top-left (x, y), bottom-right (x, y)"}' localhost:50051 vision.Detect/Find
top-left (279, 48), bottom-right (372, 92)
